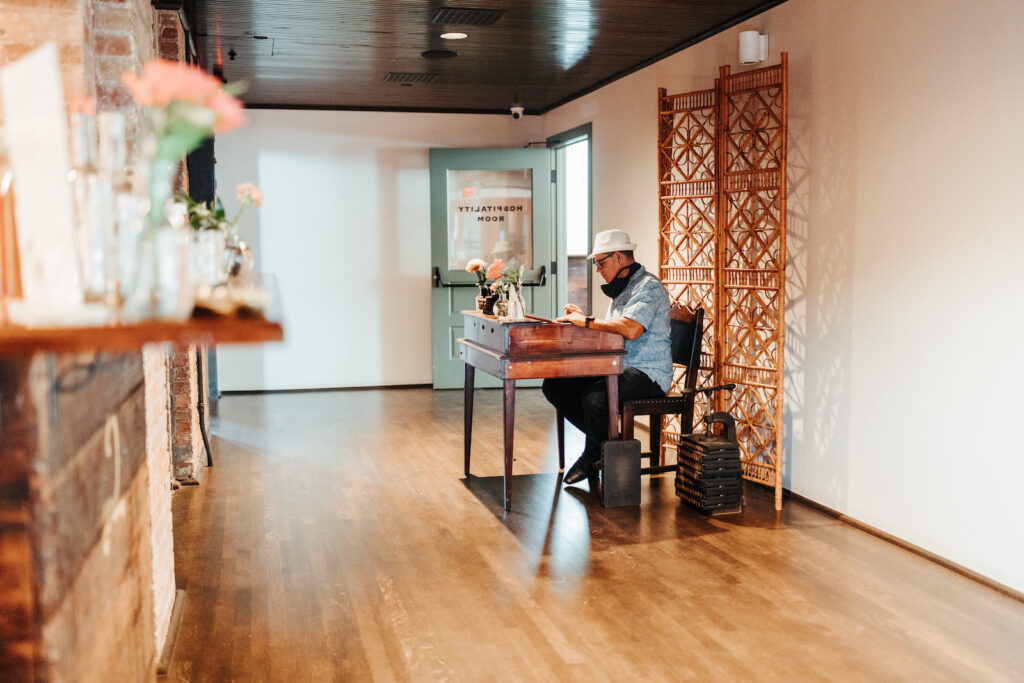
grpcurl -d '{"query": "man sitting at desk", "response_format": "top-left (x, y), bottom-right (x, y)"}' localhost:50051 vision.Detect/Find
top-left (542, 229), bottom-right (673, 485)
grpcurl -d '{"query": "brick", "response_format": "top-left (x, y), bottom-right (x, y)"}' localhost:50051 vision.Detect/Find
top-left (0, 8), bottom-right (83, 45)
top-left (93, 4), bottom-right (132, 33)
top-left (96, 54), bottom-right (133, 84)
top-left (96, 82), bottom-right (133, 109)
top-left (154, 8), bottom-right (183, 62)
top-left (3, 41), bottom-right (84, 66)
top-left (4, 0), bottom-right (79, 9)
top-left (94, 32), bottom-right (130, 57)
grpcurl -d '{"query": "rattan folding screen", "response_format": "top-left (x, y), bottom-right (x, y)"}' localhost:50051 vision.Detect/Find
top-left (658, 54), bottom-right (788, 510)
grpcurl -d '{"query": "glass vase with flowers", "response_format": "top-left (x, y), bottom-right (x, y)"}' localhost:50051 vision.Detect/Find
top-left (499, 263), bottom-right (525, 321)
top-left (120, 59), bottom-right (246, 320)
top-left (225, 182), bottom-right (261, 279)
top-left (465, 258), bottom-right (492, 313)
top-left (485, 258), bottom-right (506, 315)
top-left (179, 180), bottom-right (262, 286)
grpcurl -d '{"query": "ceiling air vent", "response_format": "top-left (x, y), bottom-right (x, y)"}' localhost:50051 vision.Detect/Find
top-left (430, 7), bottom-right (506, 26)
top-left (384, 72), bottom-right (438, 84)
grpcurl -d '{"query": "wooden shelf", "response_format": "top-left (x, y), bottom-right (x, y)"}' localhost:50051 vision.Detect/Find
top-left (0, 315), bottom-right (283, 355)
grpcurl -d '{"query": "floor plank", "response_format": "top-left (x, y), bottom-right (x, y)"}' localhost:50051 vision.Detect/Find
top-left (167, 388), bottom-right (1024, 681)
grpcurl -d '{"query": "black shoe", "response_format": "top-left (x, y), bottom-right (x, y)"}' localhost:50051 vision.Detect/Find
top-left (563, 459), bottom-right (593, 485)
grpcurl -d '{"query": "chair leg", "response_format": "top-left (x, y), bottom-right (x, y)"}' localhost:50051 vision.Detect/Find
top-left (651, 415), bottom-right (663, 467)
top-left (556, 410), bottom-right (565, 471)
top-left (622, 407), bottom-right (635, 441)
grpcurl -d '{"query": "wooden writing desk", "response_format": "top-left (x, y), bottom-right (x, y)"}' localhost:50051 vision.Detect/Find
top-left (458, 310), bottom-right (625, 510)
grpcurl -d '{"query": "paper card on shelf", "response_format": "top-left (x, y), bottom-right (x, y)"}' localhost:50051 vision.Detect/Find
top-left (1, 42), bottom-right (84, 319)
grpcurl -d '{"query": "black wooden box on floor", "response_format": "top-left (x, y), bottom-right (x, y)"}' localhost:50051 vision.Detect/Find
top-left (676, 412), bottom-right (743, 514)
top-left (601, 439), bottom-right (641, 508)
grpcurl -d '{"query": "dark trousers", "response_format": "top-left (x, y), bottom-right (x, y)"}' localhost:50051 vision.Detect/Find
top-left (542, 367), bottom-right (665, 467)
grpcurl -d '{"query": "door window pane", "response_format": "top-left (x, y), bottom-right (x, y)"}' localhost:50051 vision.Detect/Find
top-left (447, 169), bottom-right (533, 270)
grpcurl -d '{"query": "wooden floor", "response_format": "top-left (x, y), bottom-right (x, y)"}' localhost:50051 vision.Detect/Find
top-left (167, 388), bottom-right (1024, 682)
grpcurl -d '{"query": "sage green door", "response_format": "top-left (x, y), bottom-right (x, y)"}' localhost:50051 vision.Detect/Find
top-left (430, 147), bottom-right (555, 389)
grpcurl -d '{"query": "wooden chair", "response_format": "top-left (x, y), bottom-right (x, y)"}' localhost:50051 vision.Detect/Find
top-left (622, 305), bottom-right (734, 474)
top-left (551, 305), bottom-right (733, 475)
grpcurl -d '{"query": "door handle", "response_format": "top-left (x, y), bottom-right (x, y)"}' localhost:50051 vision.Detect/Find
top-left (432, 267), bottom-right (477, 288)
top-left (432, 264), bottom-right (546, 288)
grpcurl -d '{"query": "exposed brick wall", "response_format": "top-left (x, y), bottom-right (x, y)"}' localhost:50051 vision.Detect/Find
top-left (34, 354), bottom-right (156, 682)
top-left (154, 8), bottom-right (208, 484)
top-left (0, 2), bottom-right (89, 126)
top-left (89, 0), bottom-right (155, 136)
top-left (169, 345), bottom-right (206, 481)
top-left (0, 353), bottom-right (158, 681)
top-left (0, 1), bottom-right (184, 679)
top-left (142, 344), bottom-right (175, 661)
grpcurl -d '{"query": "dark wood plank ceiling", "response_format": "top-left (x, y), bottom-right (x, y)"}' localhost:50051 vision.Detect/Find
top-left (183, 0), bottom-right (786, 114)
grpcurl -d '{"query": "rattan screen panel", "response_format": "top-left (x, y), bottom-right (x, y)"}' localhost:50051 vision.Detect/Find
top-left (658, 54), bottom-right (788, 510)
top-left (658, 86), bottom-right (719, 443)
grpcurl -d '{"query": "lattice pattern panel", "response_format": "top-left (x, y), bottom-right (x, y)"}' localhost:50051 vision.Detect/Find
top-left (719, 60), bottom-right (787, 508)
top-left (658, 87), bottom-right (719, 452)
top-left (657, 55), bottom-right (788, 510)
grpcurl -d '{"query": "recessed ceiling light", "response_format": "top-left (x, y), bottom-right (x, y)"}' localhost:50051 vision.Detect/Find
top-left (441, 32), bottom-right (468, 40)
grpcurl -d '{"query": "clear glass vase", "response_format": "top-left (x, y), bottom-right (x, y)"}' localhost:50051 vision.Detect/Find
top-left (224, 227), bottom-right (254, 281)
top-left (508, 283), bottom-right (526, 321)
top-left (189, 229), bottom-right (228, 287)
top-left (122, 150), bottom-right (193, 321)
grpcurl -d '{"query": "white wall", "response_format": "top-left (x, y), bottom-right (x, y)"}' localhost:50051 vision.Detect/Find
top-left (542, 0), bottom-right (1024, 592)
top-left (216, 110), bottom-right (540, 390)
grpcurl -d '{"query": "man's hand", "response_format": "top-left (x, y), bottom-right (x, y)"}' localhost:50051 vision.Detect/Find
top-left (555, 303), bottom-right (643, 339)
top-left (557, 309), bottom-right (587, 326)
top-left (556, 303), bottom-right (586, 326)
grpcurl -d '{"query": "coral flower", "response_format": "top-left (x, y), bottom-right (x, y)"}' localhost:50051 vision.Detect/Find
top-left (122, 59), bottom-right (246, 137)
top-left (210, 89), bottom-right (247, 133)
top-left (123, 59), bottom-right (222, 107)
top-left (486, 258), bottom-right (504, 281)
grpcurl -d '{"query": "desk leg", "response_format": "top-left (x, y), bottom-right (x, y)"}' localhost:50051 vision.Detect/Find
top-left (606, 373), bottom-right (620, 440)
top-left (503, 378), bottom-right (515, 511)
top-left (464, 364), bottom-right (475, 476)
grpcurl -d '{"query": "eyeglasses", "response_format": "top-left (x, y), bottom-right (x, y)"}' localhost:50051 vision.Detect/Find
top-left (593, 253), bottom-right (616, 269)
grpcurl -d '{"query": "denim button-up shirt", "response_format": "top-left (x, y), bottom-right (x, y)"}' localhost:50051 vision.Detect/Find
top-left (606, 265), bottom-right (673, 392)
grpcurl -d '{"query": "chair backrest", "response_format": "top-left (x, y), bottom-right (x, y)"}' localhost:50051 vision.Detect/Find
top-left (669, 305), bottom-right (704, 391)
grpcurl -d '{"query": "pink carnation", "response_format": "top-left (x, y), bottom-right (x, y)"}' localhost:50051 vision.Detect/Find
top-left (210, 89), bottom-right (247, 133)
top-left (465, 258), bottom-right (486, 274)
top-left (486, 258), bottom-right (504, 281)
top-left (122, 59), bottom-right (246, 133)
top-left (123, 59), bottom-right (220, 107)
top-left (236, 182), bottom-right (263, 206)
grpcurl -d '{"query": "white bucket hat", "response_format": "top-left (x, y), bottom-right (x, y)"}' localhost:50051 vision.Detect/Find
top-left (588, 229), bottom-right (637, 259)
